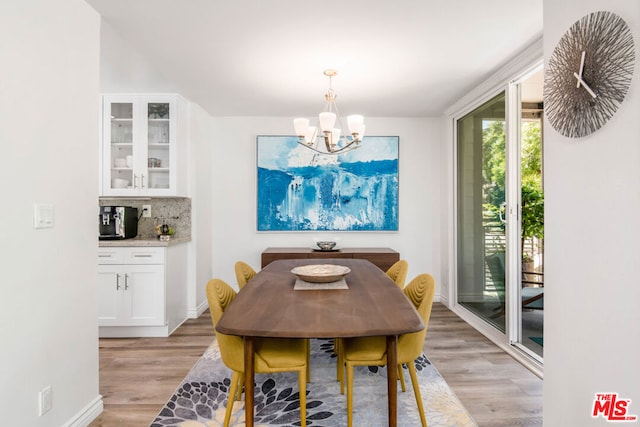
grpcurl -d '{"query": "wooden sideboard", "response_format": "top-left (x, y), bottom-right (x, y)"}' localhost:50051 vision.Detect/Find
top-left (261, 247), bottom-right (399, 271)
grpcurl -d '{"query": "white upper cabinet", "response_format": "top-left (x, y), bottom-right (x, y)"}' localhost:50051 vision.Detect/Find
top-left (101, 94), bottom-right (187, 196)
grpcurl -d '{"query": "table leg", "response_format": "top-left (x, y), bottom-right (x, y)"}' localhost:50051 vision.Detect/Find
top-left (244, 337), bottom-right (255, 427)
top-left (386, 335), bottom-right (398, 427)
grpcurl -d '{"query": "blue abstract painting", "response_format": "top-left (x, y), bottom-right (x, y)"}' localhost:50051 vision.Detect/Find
top-left (257, 135), bottom-right (399, 231)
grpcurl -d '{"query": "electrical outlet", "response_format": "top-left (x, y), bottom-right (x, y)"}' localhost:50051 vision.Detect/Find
top-left (142, 204), bottom-right (151, 218)
top-left (39, 385), bottom-right (52, 416)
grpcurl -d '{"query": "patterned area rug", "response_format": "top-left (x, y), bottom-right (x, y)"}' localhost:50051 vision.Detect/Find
top-left (151, 338), bottom-right (477, 427)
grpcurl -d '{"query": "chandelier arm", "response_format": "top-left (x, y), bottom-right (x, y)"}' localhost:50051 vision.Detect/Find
top-left (329, 140), bottom-right (360, 154)
top-left (295, 139), bottom-right (360, 155)
top-left (296, 140), bottom-right (336, 154)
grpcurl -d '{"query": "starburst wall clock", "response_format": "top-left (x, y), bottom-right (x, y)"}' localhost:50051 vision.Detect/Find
top-left (544, 11), bottom-right (635, 138)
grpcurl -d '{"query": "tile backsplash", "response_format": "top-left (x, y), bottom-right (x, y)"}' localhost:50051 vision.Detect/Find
top-left (99, 197), bottom-right (191, 239)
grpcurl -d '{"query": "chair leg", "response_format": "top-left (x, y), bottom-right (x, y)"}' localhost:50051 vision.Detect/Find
top-left (236, 373), bottom-right (244, 401)
top-left (398, 364), bottom-right (407, 392)
top-left (225, 371), bottom-right (240, 427)
top-left (334, 338), bottom-right (341, 380)
top-left (346, 362), bottom-right (354, 427)
top-left (298, 367), bottom-right (307, 427)
top-left (306, 339), bottom-right (311, 382)
top-left (337, 339), bottom-right (345, 394)
top-left (408, 363), bottom-right (427, 427)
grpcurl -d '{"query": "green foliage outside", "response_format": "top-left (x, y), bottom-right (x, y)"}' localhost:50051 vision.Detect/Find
top-left (482, 120), bottom-right (544, 257)
top-left (482, 120), bottom-right (506, 227)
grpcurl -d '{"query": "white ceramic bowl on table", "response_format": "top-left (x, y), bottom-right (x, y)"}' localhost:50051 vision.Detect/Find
top-left (291, 264), bottom-right (351, 283)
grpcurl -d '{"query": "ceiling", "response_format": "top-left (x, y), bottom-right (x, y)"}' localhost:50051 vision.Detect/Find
top-left (85, 0), bottom-right (543, 118)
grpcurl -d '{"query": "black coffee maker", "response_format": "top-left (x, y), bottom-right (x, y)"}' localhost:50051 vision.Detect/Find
top-left (99, 206), bottom-right (138, 240)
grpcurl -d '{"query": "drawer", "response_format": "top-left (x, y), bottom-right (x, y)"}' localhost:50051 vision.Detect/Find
top-left (98, 249), bottom-right (125, 264)
top-left (123, 247), bottom-right (165, 264)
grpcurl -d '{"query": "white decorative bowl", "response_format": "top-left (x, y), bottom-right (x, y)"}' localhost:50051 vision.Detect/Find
top-left (291, 264), bottom-right (351, 283)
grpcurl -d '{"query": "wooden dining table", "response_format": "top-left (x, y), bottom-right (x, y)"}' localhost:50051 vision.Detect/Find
top-left (215, 258), bottom-right (425, 427)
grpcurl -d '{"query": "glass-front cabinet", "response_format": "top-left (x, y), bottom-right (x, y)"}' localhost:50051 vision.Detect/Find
top-left (102, 94), bottom-right (182, 196)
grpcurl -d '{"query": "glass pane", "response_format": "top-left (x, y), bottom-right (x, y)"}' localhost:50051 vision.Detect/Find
top-left (110, 102), bottom-right (133, 142)
top-left (110, 102), bottom-right (133, 189)
top-left (520, 90), bottom-right (544, 358)
top-left (457, 92), bottom-right (506, 333)
top-left (147, 102), bottom-right (170, 189)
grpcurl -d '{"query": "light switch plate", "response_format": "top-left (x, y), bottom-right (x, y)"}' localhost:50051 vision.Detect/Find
top-left (38, 385), bottom-right (52, 416)
top-left (33, 203), bottom-right (54, 229)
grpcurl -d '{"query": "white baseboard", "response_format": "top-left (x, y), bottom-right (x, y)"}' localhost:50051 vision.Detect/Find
top-left (99, 325), bottom-right (169, 338)
top-left (188, 300), bottom-right (209, 318)
top-left (62, 395), bottom-right (103, 427)
top-left (168, 317), bottom-right (188, 336)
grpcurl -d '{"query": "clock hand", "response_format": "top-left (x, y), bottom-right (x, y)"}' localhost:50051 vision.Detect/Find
top-left (577, 50), bottom-right (586, 88)
top-left (573, 72), bottom-right (597, 98)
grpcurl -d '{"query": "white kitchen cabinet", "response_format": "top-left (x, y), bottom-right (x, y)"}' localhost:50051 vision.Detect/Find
top-left (101, 94), bottom-right (187, 197)
top-left (98, 247), bottom-right (165, 328)
top-left (98, 246), bottom-right (187, 337)
top-left (98, 264), bottom-right (165, 327)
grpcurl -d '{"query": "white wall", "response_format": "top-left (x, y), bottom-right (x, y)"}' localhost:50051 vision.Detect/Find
top-left (543, 1), bottom-right (640, 425)
top-left (188, 102), bottom-right (215, 316)
top-left (207, 116), bottom-right (443, 299)
top-left (0, 1), bottom-right (102, 426)
top-left (99, 20), bottom-right (179, 94)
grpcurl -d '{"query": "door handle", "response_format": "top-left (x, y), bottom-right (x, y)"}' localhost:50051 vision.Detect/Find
top-left (499, 202), bottom-right (507, 224)
top-left (116, 273), bottom-right (121, 290)
top-left (124, 273), bottom-right (129, 290)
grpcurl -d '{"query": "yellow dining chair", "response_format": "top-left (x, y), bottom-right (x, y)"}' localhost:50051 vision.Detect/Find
top-left (206, 278), bottom-right (308, 427)
top-left (335, 259), bottom-right (409, 383)
top-left (341, 273), bottom-right (435, 427)
top-left (234, 261), bottom-right (257, 289)
top-left (386, 259), bottom-right (409, 288)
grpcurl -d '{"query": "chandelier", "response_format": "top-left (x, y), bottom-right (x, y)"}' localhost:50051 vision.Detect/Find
top-left (293, 69), bottom-right (365, 155)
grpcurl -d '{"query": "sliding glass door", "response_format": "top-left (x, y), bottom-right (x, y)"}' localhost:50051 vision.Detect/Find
top-left (516, 69), bottom-right (544, 359)
top-left (455, 64), bottom-right (544, 362)
top-left (456, 92), bottom-right (507, 332)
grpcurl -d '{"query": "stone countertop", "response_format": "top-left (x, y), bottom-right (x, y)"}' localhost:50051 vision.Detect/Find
top-left (99, 236), bottom-right (191, 247)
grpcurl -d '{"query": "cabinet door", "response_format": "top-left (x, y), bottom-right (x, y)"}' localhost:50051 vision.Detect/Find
top-left (142, 96), bottom-right (176, 195)
top-left (98, 265), bottom-right (123, 326)
top-left (123, 265), bottom-right (166, 326)
top-left (102, 95), bottom-right (138, 196)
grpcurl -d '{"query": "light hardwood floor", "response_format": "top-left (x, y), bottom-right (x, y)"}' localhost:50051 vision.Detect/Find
top-left (425, 304), bottom-right (543, 426)
top-left (89, 303), bottom-right (543, 427)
